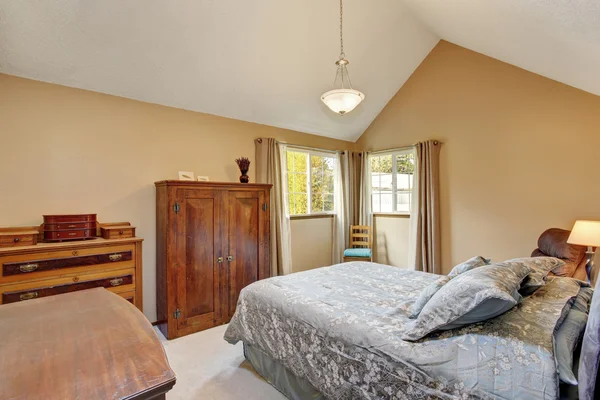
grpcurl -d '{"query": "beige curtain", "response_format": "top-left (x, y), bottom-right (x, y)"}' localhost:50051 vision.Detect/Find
top-left (332, 151), bottom-right (346, 264)
top-left (255, 138), bottom-right (292, 276)
top-left (357, 151), bottom-right (372, 227)
top-left (410, 140), bottom-right (441, 274)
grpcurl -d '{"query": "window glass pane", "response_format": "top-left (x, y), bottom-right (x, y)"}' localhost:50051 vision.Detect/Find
top-left (372, 193), bottom-right (381, 213)
top-left (380, 192), bottom-right (393, 213)
top-left (323, 194), bottom-right (334, 212)
top-left (371, 155), bottom-right (393, 174)
top-left (311, 191), bottom-right (323, 213)
top-left (287, 151), bottom-right (309, 215)
top-left (324, 172), bottom-right (334, 193)
top-left (290, 193), bottom-right (308, 215)
top-left (397, 191), bottom-right (411, 213)
top-left (293, 172), bottom-right (307, 193)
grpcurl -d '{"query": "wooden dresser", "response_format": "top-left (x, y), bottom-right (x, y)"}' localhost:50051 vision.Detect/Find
top-left (0, 288), bottom-right (175, 399)
top-left (155, 181), bottom-right (271, 339)
top-left (0, 237), bottom-right (143, 310)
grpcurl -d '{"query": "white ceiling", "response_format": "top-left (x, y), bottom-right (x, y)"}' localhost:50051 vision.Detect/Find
top-left (0, 1), bottom-right (598, 142)
top-left (402, 0), bottom-right (600, 98)
top-left (0, 0), bottom-right (438, 142)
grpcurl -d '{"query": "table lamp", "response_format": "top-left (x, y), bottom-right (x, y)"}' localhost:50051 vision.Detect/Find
top-left (567, 220), bottom-right (600, 282)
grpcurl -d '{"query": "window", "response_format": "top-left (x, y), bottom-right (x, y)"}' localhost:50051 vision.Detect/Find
top-left (286, 149), bottom-right (337, 215)
top-left (370, 149), bottom-right (415, 214)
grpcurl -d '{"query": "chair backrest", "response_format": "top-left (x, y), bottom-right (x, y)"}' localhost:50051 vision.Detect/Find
top-left (349, 225), bottom-right (372, 249)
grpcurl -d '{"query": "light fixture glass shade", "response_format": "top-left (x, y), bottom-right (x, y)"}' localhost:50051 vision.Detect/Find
top-left (321, 88), bottom-right (365, 115)
top-left (567, 220), bottom-right (600, 247)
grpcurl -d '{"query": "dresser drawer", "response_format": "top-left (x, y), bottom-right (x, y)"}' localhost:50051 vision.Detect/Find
top-left (0, 233), bottom-right (38, 248)
top-left (101, 226), bottom-right (136, 240)
top-left (44, 222), bottom-right (95, 230)
top-left (44, 229), bottom-right (95, 241)
top-left (1, 269), bottom-right (134, 305)
top-left (118, 290), bottom-right (136, 305)
top-left (3, 250), bottom-right (132, 277)
top-left (0, 244), bottom-right (135, 283)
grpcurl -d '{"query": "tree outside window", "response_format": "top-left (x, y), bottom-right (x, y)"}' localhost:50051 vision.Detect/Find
top-left (287, 149), bottom-right (336, 215)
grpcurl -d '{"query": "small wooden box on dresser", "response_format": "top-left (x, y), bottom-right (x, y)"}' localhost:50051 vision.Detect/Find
top-left (0, 236), bottom-right (143, 310)
top-left (155, 181), bottom-right (271, 339)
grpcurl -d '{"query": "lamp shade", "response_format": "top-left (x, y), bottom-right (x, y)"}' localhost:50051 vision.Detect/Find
top-left (321, 89), bottom-right (365, 115)
top-left (567, 220), bottom-right (600, 247)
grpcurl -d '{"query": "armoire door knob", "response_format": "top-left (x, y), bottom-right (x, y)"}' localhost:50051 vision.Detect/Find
top-left (227, 256), bottom-right (234, 262)
top-left (217, 257), bottom-right (224, 263)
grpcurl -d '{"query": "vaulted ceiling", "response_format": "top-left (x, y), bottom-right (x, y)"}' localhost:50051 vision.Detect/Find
top-left (1, 1), bottom-right (598, 142)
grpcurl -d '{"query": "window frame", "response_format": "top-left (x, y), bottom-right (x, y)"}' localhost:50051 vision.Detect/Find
top-left (286, 147), bottom-right (337, 217)
top-left (369, 148), bottom-right (415, 216)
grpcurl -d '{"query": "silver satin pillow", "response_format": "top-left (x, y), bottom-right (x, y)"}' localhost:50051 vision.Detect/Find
top-left (402, 263), bottom-right (531, 341)
top-left (503, 257), bottom-right (565, 296)
top-left (448, 256), bottom-right (491, 277)
top-left (408, 276), bottom-right (452, 319)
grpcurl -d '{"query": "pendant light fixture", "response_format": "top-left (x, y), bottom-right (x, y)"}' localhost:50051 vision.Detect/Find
top-left (321, 0), bottom-right (365, 115)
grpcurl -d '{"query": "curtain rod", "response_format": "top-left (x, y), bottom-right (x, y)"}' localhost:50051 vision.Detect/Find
top-left (369, 144), bottom-right (416, 155)
top-left (369, 140), bottom-right (441, 155)
top-left (277, 142), bottom-right (339, 155)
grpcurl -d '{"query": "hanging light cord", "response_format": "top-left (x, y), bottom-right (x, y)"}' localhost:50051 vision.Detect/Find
top-left (339, 0), bottom-right (344, 59)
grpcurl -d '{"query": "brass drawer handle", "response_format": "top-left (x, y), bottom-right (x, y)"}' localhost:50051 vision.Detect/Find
top-left (217, 257), bottom-right (224, 263)
top-left (109, 254), bottom-right (122, 262)
top-left (67, 225), bottom-right (76, 228)
top-left (110, 278), bottom-right (124, 287)
top-left (19, 263), bottom-right (38, 273)
top-left (227, 256), bottom-right (234, 262)
top-left (68, 232), bottom-right (77, 236)
top-left (20, 292), bottom-right (38, 301)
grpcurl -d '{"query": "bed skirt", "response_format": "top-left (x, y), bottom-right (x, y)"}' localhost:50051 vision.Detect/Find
top-left (243, 343), bottom-right (324, 400)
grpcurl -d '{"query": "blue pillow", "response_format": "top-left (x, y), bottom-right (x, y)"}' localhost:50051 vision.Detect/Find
top-left (343, 248), bottom-right (372, 258)
top-left (555, 308), bottom-right (588, 385)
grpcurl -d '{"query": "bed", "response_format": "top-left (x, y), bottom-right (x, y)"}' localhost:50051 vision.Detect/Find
top-left (224, 261), bottom-right (597, 399)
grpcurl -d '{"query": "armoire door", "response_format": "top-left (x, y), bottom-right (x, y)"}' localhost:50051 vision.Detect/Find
top-left (225, 190), bottom-right (269, 320)
top-left (175, 188), bottom-right (225, 335)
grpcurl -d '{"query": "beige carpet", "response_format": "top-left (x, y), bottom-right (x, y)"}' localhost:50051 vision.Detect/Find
top-left (156, 324), bottom-right (287, 400)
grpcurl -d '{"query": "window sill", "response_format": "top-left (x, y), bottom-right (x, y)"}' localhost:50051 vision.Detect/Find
top-left (373, 213), bottom-right (410, 218)
top-left (290, 214), bottom-right (334, 220)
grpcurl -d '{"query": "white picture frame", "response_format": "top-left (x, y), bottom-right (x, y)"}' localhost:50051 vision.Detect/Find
top-left (178, 171), bottom-right (195, 181)
top-left (196, 176), bottom-right (210, 182)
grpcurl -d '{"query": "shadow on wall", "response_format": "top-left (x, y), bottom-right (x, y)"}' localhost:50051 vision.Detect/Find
top-left (373, 216), bottom-right (411, 268)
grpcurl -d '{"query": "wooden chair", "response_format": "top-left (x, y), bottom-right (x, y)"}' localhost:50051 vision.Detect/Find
top-left (343, 225), bottom-right (373, 262)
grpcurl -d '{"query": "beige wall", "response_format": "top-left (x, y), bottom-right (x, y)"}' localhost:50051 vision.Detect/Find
top-left (290, 217), bottom-right (334, 273)
top-left (0, 74), bottom-right (354, 321)
top-left (358, 41), bottom-right (600, 274)
top-left (373, 216), bottom-right (410, 268)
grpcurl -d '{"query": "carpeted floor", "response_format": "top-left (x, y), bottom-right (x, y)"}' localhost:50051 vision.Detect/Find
top-left (156, 324), bottom-right (286, 400)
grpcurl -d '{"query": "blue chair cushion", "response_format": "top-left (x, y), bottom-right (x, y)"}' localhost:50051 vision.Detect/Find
top-left (343, 248), bottom-right (372, 258)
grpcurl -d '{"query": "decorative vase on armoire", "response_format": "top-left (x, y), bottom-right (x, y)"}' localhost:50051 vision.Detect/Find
top-left (154, 180), bottom-right (271, 339)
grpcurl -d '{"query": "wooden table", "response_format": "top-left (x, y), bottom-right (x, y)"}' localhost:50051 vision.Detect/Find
top-left (0, 288), bottom-right (176, 399)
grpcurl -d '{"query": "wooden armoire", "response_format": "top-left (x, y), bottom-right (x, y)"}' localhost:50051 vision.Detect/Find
top-left (155, 181), bottom-right (271, 339)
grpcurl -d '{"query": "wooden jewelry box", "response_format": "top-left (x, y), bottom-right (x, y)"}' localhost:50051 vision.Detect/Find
top-left (100, 223), bottom-right (136, 240)
top-left (43, 214), bottom-right (97, 242)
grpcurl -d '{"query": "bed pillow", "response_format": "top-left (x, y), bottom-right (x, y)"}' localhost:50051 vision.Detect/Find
top-left (555, 307), bottom-right (588, 385)
top-left (572, 287), bottom-right (594, 313)
top-left (503, 257), bottom-right (565, 296)
top-left (448, 256), bottom-right (491, 277)
top-left (408, 276), bottom-right (452, 319)
top-left (402, 263), bottom-right (531, 341)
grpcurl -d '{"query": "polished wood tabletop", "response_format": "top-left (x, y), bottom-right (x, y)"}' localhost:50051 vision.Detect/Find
top-left (0, 288), bottom-right (176, 399)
